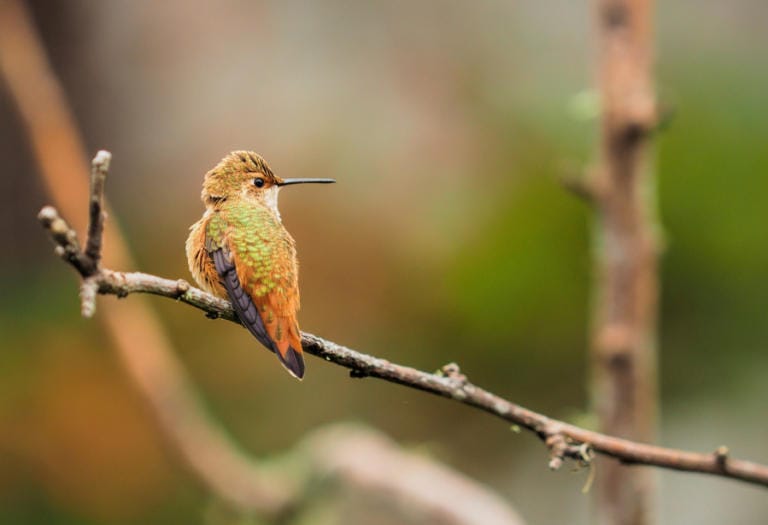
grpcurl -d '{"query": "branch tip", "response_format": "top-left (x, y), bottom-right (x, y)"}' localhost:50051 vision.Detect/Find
top-left (38, 205), bottom-right (96, 275)
top-left (37, 205), bottom-right (59, 224)
top-left (93, 150), bottom-right (112, 171)
top-left (38, 206), bottom-right (70, 237)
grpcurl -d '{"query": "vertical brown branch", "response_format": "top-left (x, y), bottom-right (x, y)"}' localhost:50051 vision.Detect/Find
top-left (591, 1), bottom-right (659, 525)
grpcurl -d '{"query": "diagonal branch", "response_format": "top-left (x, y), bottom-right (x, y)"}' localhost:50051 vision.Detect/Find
top-left (37, 153), bottom-right (768, 490)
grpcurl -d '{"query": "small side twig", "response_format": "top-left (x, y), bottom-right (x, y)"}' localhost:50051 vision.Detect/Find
top-left (84, 150), bottom-right (111, 267)
top-left (38, 206), bottom-right (93, 274)
top-left (559, 170), bottom-right (598, 203)
top-left (439, 362), bottom-right (467, 386)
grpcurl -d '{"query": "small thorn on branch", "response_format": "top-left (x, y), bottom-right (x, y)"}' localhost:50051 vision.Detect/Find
top-left (558, 164), bottom-right (601, 203)
top-left (439, 362), bottom-right (467, 385)
top-left (546, 433), bottom-right (568, 471)
top-left (175, 279), bottom-right (191, 298)
top-left (577, 442), bottom-right (595, 466)
top-left (715, 446), bottom-right (729, 470)
top-left (560, 176), bottom-right (596, 203)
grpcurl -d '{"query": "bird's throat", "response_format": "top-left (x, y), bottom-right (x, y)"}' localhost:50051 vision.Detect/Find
top-left (262, 186), bottom-right (281, 222)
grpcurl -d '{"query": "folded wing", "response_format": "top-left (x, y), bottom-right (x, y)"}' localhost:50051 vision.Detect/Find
top-left (211, 246), bottom-right (305, 379)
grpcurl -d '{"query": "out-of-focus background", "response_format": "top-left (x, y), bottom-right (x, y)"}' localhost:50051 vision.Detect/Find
top-left (1, 1), bottom-right (767, 523)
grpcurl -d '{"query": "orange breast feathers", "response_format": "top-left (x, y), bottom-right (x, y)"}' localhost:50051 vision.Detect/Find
top-left (186, 213), bottom-right (227, 299)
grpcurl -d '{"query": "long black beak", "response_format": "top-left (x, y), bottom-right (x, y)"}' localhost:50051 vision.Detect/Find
top-left (277, 178), bottom-right (336, 186)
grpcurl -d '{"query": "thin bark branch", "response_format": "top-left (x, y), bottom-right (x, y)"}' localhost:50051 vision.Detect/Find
top-left (37, 158), bottom-right (768, 490)
top-left (84, 150), bottom-right (111, 269)
top-left (37, 205), bottom-right (93, 274)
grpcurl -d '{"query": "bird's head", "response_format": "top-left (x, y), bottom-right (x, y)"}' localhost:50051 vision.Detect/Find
top-left (201, 151), bottom-right (335, 217)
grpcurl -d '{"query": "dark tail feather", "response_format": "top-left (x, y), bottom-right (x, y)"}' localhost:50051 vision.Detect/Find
top-left (276, 347), bottom-right (305, 380)
top-left (212, 247), bottom-right (305, 380)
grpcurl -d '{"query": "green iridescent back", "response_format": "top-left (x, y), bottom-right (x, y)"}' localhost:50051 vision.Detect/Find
top-left (206, 201), bottom-right (298, 301)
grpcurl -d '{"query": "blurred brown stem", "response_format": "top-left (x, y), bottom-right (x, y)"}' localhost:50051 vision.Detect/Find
top-left (0, 0), bottom-right (292, 516)
top-left (590, 0), bottom-right (659, 524)
top-left (301, 424), bottom-right (527, 525)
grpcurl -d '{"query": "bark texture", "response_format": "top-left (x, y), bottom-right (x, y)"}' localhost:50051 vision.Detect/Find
top-left (591, 1), bottom-right (659, 524)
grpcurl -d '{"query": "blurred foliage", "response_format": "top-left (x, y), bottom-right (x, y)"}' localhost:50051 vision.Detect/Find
top-left (1, 1), bottom-right (767, 524)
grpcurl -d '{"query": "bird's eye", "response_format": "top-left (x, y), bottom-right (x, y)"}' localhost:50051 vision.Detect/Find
top-left (253, 177), bottom-right (265, 188)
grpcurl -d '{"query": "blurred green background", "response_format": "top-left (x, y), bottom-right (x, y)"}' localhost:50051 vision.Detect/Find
top-left (1, 1), bottom-right (767, 523)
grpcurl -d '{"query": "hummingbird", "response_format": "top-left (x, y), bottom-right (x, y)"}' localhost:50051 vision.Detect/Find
top-left (186, 151), bottom-right (335, 379)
